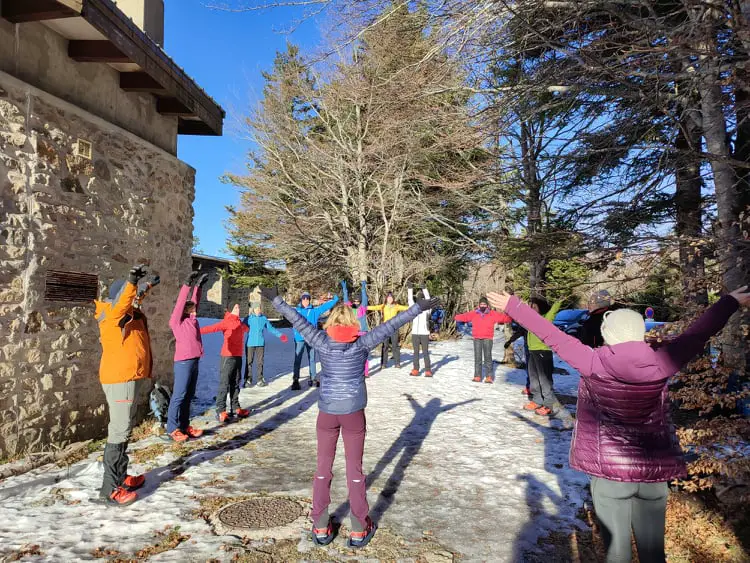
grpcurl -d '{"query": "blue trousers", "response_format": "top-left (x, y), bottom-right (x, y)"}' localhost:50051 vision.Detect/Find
top-left (293, 340), bottom-right (316, 382)
top-left (167, 358), bottom-right (199, 434)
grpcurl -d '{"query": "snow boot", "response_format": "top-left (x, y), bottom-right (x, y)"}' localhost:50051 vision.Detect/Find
top-left (291, 380), bottom-right (301, 391)
top-left (348, 516), bottom-right (376, 548)
top-left (105, 486), bottom-right (137, 506)
top-left (258, 380), bottom-right (267, 387)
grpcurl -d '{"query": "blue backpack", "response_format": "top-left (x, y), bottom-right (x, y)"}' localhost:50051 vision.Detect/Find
top-left (149, 383), bottom-right (172, 425)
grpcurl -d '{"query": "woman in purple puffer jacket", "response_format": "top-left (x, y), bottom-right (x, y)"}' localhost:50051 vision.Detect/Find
top-left (165, 271), bottom-right (210, 442)
top-left (488, 286), bottom-right (749, 563)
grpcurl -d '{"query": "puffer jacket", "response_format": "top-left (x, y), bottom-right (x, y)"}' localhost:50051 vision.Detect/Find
top-left (94, 281), bottom-right (152, 384)
top-left (200, 313), bottom-right (248, 357)
top-left (272, 296), bottom-right (423, 415)
top-left (170, 284), bottom-right (204, 361)
top-left (407, 287), bottom-right (431, 335)
top-left (505, 294), bottom-right (740, 482)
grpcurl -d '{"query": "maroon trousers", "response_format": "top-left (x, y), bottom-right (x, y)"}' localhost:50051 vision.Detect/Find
top-left (312, 410), bottom-right (369, 529)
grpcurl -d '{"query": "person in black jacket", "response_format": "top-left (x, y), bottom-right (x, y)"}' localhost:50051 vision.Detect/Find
top-left (261, 286), bottom-right (437, 549)
top-left (578, 290), bottom-right (615, 348)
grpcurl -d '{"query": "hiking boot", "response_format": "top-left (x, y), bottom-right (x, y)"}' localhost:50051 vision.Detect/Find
top-left (410, 369), bottom-right (420, 377)
top-left (424, 370), bottom-right (433, 377)
top-left (311, 518), bottom-right (335, 546)
top-left (244, 380), bottom-right (255, 389)
top-left (236, 408), bottom-right (251, 418)
top-left (472, 376), bottom-right (482, 383)
top-left (535, 406), bottom-right (553, 416)
top-left (521, 387), bottom-right (530, 396)
top-left (106, 486), bottom-right (137, 506)
top-left (169, 429), bottom-right (189, 442)
top-left (484, 376), bottom-right (493, 384)
top-left (395, 363), bottom-right (401, 369)
top-left (217, 411), bottom-right (230, 424)
top-left (523, 401), bottom-right (541, 411)
top-left (258, 380), bottom-right (267, 387)
top-left (315, 380), bottom-right (320, 388)
top-left (348, 516), bottom-right (376, 548)
top-left (185, 426), bottom-right (204, 438)
top-left (123, 474), bottom-right (145, 491)
top-left (308, 378), bottom-right (315, 388)
top-left (291, 380), bottom-right (301, 391)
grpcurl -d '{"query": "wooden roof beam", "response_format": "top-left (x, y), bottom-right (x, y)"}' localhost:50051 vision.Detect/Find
top-left (178, 119), bottom-right (217, 136)
top-left (2, 0), bottom-right (81, 23)
top-left (157, 97), bottom-right (194, 116)
top-left (120, 71), bottom-right (166, 93)
top-left (69, 40), bottom-right (131, 63)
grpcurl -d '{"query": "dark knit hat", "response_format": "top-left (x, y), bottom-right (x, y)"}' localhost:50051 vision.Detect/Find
top-left (478, 296), bottom-right (489, 306)
top-left (301, 291), bottom-right (311, 300)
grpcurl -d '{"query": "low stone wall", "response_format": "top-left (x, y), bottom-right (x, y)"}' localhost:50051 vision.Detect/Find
top-left (0, 70), bottom-right (195, 457)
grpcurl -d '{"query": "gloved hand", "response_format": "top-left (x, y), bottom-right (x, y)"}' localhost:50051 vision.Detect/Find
top-left (128, 264), bottom-right (147, 284)
top-left (146, 275), bottom-right (160, 287)
top-left (280, 334), bottom-right (289, 343)
top-left (185, 270), bottom-right (200, 286)
top-left (197, 273), bottom-right (209, 287)
top-left (417, 297), bottom-right (439, 311)
top-left (260, 286), bottom-right (279, 302)
top-left (504, 341), bottom-right (511, 349)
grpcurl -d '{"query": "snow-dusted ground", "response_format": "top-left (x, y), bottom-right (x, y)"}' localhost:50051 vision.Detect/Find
top-left (0, 326), bottom-right (590, 562)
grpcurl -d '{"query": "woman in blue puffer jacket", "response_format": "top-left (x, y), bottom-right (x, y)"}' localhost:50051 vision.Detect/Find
top-left (262, 286), bottom-right (437, 549)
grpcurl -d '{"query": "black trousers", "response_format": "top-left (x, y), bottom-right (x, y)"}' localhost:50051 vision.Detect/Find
top-left (245, 345), bottom-right (265, 385)
top-left (528, 350), bottom-right (557, 407)
top-left (217, 356), bottom-right (242, 413)
top-left (473, 338), bottom-right (493, 377)
top-left (381, 332), bottom-right (400, 365)
top-left (412, 334), bottom-right (431, 371)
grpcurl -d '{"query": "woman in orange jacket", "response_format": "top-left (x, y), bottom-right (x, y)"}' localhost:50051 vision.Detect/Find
top-left (201, 304), bottom-right (250, 423)
top-left (94, 264), bottom-right (154, 506)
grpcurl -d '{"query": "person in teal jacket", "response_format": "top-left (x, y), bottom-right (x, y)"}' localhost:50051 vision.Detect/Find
top-left (293, 290), bottom-right (339, 389)
top-left (243, 302), bottom-right (288, 388)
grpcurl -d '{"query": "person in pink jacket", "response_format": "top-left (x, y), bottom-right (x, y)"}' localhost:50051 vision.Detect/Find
top-left (165, 271), bottom-right (209, 442)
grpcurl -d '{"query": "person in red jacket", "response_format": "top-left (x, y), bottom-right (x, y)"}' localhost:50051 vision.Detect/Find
top-left (200, 304), bottom-right (250, 423)
top-left (455, 296), bottom-right (512, 383)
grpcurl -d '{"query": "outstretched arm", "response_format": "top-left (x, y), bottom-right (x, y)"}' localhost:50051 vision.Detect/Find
top-left (200, 318), bottom-right (226, 335)
top-left (341, 280), bottom-right (349, 304)
top-left (361, 281), bottom-right (368, 308)
top-left (271, 297), bottom-right (329, 349)
top-left (367, 304), bottom-right (384, 312)
top-left (454, 311), bottom-right (473, 323)
top-left (315, 294), bottom-right (340, 315)
top-left (170, 285), bottom-right (191, 330)
top-left (264, 317), bottom-right (284, 340)
top-left (360, 305), bottom-right (423, 349)
top-left (656, 295), bottom-right (741, 373)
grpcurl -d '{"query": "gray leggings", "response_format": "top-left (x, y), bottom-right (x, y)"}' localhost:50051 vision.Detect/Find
top-left (590, 476), bottom-right (668, 563)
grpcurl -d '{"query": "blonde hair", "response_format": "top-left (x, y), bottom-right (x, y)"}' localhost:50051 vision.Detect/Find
top-left (323, 304), bottom-right (360, 330)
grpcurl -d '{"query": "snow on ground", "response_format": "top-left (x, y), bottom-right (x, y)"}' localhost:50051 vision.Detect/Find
top-left (0, 326), bottom-right (590, 562)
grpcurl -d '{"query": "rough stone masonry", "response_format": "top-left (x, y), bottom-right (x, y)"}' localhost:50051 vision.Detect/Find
top-left (0, 70), bottom-right (196, 457)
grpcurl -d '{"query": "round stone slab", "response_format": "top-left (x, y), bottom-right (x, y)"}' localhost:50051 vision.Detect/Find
top-left (209, 495), bottom-right (310, 540)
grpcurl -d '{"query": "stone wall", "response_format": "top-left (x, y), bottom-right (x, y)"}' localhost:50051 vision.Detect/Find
top-left (0, 69), bottom-right (195, 457)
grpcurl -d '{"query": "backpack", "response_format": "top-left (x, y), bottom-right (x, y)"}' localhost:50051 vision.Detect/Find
top-left (149, 383), bottom-right (172, 425)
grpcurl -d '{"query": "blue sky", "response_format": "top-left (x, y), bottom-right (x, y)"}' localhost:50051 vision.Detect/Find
top-left (164, 0), bottom-right (320, 258)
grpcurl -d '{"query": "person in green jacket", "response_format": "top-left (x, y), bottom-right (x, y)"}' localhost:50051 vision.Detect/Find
top-left (523, 297), bottom-right (562, 416)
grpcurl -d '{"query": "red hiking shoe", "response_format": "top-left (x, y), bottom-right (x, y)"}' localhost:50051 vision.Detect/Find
top-left (123, 474), bottom-right (145, 491)
top-left (484, 376), bottom-right (493, 384)
top-left (523, 401), bottom-right (541, 411)
top-left (535, 406), bottom-right (553, 416)
top-left (217, 411), bottom-right (229, 424)
top-left (424, 371), bottom-right (433, 377)
top-left (169, 429), bottom-right (189, 442)
top-left (108, 486), bottom-right (137, 506)
top-left (185, 426), bottom-right (203, 438)
top-left (472, 376), bottom-right (482, 383)
top-left (410, 369), bottom-right (420, 376)
top-left (521, 387), bottom-right (530, 396)
top-left (235, 408), bottom-right (251, 418)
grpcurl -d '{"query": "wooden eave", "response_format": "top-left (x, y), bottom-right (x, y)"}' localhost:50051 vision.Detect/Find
top-left (1, 0), bottom-right (224, 136)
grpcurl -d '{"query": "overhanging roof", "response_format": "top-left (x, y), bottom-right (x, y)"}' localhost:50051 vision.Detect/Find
top-left (1, 0), bottom-right (224, 136)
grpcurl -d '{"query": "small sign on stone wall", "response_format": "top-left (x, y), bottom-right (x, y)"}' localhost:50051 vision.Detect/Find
top-left (44, 270), bottom-right (99, 303)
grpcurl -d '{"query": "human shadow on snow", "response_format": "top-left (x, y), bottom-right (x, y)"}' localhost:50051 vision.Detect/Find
top-left (137, 388), bottom-right (320, 497)
top-left (332, 394), bottom-right (478, 525)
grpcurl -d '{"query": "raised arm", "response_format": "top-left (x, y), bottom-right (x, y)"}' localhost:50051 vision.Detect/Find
top-left (359, 304), bottom-right (424, 349)
top-left (341, 281), bottom-right (349, 304)
top-left (316, 294), bottom-right (340, 315)
top-left (170, 285), bottom-right (192, 330)
top-left (191, 285), bottom-right (201, 306)
top-left (546, 300), bottom-right (563, 321)
top-left (407, 288), bottom-right (415, 307)
top-left (656, 295), bottom-right (740, 373)
top-left (361, 281), bottom-right (368, 308)
top-left (111, 282), bottom-right (137, 320)
top-left (505, 296), bottom-right (596, 377)
top-left (272, 296), bottom-right (329, 349)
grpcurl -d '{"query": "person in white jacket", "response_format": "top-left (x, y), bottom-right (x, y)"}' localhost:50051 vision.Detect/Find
top-left (407, 283), bottom-right (432, 376)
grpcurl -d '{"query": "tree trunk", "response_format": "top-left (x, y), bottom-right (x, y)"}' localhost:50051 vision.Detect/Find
top-left (674, 106), bottom-right (708, 311)
top-left (521, 120), bottom-right (547, 298)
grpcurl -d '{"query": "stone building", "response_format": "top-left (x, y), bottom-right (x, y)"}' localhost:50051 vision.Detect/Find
top-left (0, 0), bottom-right (224, 456)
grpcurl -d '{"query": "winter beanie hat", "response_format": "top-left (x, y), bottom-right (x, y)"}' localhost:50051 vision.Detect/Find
top-left (588, 289), bottom-right (613, 312)
top-left (600, 309), bottom-right (646, 346)
top-left (301, 291), bottom-right (311, 300)
top-left (478, 296), bottom-right (489, 306)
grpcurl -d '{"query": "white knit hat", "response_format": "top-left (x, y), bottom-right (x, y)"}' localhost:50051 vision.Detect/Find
top-left (600, 309), bottom-right (646, 345)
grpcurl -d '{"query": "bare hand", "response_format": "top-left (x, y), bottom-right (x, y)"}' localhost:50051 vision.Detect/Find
top-left (487, 291), bottom-right (511, 311)
top-left (730, 286), bottom-right (750, 307)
